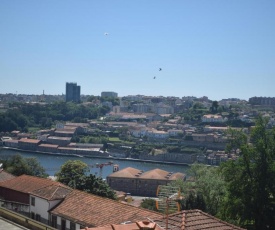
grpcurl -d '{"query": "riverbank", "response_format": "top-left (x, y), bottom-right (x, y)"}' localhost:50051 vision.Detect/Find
top-left (1, 147), bottom-right (191, 167)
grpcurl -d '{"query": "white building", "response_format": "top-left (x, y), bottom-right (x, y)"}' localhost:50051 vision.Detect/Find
top-left (30, 185), bottom-right (72, 225)
top-left (202, 114), bottom-right (228, 123)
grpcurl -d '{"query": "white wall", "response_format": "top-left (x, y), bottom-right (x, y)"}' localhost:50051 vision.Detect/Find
top-left (30, 195), bottom-right (63, 223)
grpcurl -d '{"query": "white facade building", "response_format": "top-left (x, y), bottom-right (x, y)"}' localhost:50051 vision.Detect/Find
top-left (202, 114), bottom-right (228, 123)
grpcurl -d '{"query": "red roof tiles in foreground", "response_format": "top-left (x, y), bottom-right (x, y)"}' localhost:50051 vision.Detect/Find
top-left (154, 209), bottom-right (245, 230)
top-left (50, 189), bottom-right (163, 228)
top-left (0, 169), bottom-right (16, 182)
top-left (31, 185), bottom-right (72, 201)
top-left (81, 220), bottom-right (163, 230)
top-left (0, 174), bottom-right (68, 193)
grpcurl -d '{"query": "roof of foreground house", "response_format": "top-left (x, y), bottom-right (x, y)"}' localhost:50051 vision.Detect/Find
top-left (81, 220), bottom-right (163, 230)
top-left (30, 184), bottom-right (73, 201)
top-left (0, 169), bottom-right (16, 182)
top-left (154, 209), bottom-right (245, 230)
top-left (80, 209), bottom-right (245, 230)
top-left (0, 174), bottom-right (69, 194)
top-left (50, 189), bottom-right (163, 228)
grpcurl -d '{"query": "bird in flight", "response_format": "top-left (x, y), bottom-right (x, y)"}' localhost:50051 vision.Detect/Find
top-left (159, 68), bottom-right (162, 71)
top-left (153, 76), bottom-right (156, 79)
top-left (104, 32), bottom-right (109, 36)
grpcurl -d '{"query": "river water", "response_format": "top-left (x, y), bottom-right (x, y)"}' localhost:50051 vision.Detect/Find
top-left (0, 148), bottom-right (190, 178)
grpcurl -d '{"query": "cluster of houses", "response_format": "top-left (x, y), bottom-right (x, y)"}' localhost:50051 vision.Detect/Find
top-left (0, 168), bottom-right (245, 230)
top-left (3, 94), bottom-right (275, 166)
top-left (1, 122), bottom-right (108, 157)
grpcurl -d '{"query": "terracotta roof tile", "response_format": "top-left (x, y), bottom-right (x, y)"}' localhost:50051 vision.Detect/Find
top-left (108, 168), bottom-right (185, 181)
top-left (0, 174), bottom-right (68, 193)
top-left (82, 221), bottom-right (164, 230)
top-left (30, 185), bottom-right (72, 200)
top-left (140, 169), bottom-right (185, 181)
top-left (19, 138), bottom-right (41, 144)
top-left (51, 189), bottom-right (163, 227)
top-left (0, 169), bottom-right (16, 182)
top-left (154, 210), bottom-right (245, 230)
top-left (108, 167), bottom-right (143, 178)
top-left (168, 173), bottom-right (186, 181)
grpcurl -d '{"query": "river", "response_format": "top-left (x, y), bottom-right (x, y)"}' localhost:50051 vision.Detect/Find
top-left (0, 148), bottom-right (190, 178)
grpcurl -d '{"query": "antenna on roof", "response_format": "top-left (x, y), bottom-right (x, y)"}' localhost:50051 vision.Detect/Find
top-left (156, 185), bottom-right (181, 230)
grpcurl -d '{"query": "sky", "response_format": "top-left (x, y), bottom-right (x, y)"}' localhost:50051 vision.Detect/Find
top-left (0, 1), bottom-right (275, 101)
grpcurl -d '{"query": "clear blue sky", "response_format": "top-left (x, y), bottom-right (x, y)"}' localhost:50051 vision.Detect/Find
top-left (1, 1), bottom-right (274, 101)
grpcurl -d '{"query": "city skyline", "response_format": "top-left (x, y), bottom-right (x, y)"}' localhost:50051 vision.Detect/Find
top-left (1, 1), bottom-right (275, 101)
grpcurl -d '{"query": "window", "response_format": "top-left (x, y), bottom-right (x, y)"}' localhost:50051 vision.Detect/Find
top-left (52, 215), bottom-right (57, 228)
top-left (70, 222), bottom-right (76, 230)
top-left (31, 197), bottom-right (35, 206)
top-left (36, 214), bottom-right (41, 222)
top-left (61, 219), bottom-right (66, 230)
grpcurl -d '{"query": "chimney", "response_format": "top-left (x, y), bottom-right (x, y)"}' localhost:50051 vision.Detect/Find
top-left (136, 221), bottom-right (156, 230)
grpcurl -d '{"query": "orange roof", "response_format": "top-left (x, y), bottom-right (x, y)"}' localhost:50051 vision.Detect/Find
top-left (0, 174), bottom-right (67, 193)
top-left (168, 172), bottom-right (186, 181)
top-left (154, 210), bottom-right (245, 230)
top-left (50, 189), bottom-right (163, 227)
top-left (82, 220), bottom-right (163, 230)
top-left (139, 169), bottom-right (171, 180)
top-left (0, 169), bottom-right (16, 182)
top-left (19, 138), bottom-right (41, 144)
top-left (31, 185), bottom-right (72, 201)
top-left (39, 144), bottom-right (59, 148)
top-left (107, 167), bottom-right (143, 178)
top-left (108, 168), bottom-right (185, 181)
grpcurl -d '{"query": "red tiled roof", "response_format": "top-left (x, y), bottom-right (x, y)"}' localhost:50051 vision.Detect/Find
top-left (38, 144), bottom-right (59, 148)
top-left (30, 185), bottom-right (72, 201)
top-left (0, 169), bottom-right (16, 182)
top-left (19, 138), bottom-right (41, 144)
top-left (107, 167), bottom-right (143, 178)
top-left (82, 221), bottom-right (163, 230)
top-left (154, 210), bottom-right (245, 230)
top-left (108, 168), bottom-right (185, 181)
top-left (139, 169), bottom-right (183, 180)
top-left (0, 174), bottom-right (68, 193)
top-left (50, 189), bottom-right (163, 227)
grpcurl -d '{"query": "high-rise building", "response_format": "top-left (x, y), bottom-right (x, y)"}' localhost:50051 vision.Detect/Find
top-left (66, 82), bottom-right (81, 103)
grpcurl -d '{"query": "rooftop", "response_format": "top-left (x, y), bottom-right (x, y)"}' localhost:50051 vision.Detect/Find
top-left (51, 189), bottom-right (163, 227)
top-left (154, 210), bottom-right (245, 230)
top-left (0, 169), bottom-right (16, 182)
top-left (0, 174), bottom-right (68, 194)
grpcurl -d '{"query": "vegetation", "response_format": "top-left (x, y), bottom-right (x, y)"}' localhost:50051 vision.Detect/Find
top-left (0, 101), bottom-right (111, 132)
top-left (170, 164), bottom-right (225, 215)
top-left (1, 154), bottom-right (48, 178)
top-left (169, 116), bottom-right (275, 229)
top-left (140, 198), bottom-right (158, 211)
top-left (55, 160), bottom-right (116, 200)
top-left (220, 116), bottom-right (275, 229)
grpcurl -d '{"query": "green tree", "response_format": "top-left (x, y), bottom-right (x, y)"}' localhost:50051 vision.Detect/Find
top-left (55, 160), bottom-right (89, 188)
top-left (5, 154), bottom-right (29, 176)
top-left (225, 128), bottom-right (247, 154)
top-left (220, 116), bottom-right (275, 229)
top-left (78, 174), bottom-right (116, 199)
top-left (4, 154), bottom-right (48, 177)
top-left (140, 198), bottom-right (158, 211)
top-left (26, 157), bottom-right (48, 178)
top-left (210, 101), bottom-right (219, 113)
top-left (170, 164), bottom-right (226, 215)
top-left (55, 160), bottom-right (116, 200)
